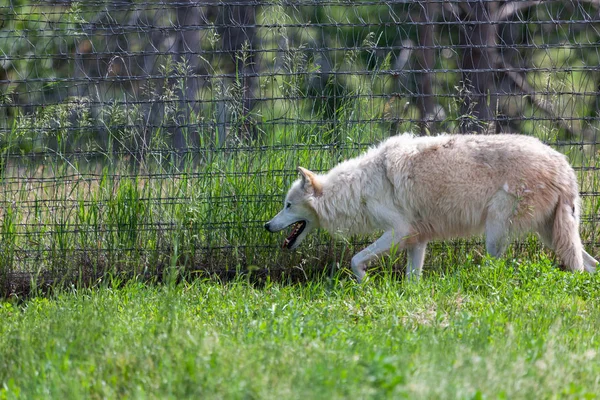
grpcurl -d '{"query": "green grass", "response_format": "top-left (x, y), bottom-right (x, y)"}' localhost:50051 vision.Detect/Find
top-left (2, 257), bottom-right (600, 399)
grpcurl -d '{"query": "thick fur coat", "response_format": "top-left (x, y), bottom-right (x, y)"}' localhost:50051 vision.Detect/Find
top-left (265, 133), bottom-right (598, 281)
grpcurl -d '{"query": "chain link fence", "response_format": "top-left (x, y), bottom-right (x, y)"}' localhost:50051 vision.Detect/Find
top-left (1, 0), bottom-right (599, 294)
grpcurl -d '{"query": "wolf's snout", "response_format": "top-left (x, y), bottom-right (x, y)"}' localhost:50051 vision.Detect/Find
top-left (264, 222), bottom-right (271, 231)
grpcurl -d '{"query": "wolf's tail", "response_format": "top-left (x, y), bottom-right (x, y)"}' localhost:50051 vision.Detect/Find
top-left (552, 194), bottom-right (584, 272)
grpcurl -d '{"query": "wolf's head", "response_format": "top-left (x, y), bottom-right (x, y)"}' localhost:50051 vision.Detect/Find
top-left (264, 167), bottom-right (322, 250)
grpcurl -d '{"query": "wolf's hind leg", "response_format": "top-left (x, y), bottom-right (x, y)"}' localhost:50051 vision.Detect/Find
top-left (406, 242), bottom-right (428, 280)
top-left (485, 219), bottom-right (510, 258)
top-left (351, 229), bottom-right (408, 283)
top-left (485, 191), bottom-right (513, 258)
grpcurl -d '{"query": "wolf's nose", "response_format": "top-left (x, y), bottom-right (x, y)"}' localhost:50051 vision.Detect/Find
top-left (264, 222), bottom-right (271, 231)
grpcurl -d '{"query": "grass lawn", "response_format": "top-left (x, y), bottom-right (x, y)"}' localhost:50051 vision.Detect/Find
top-left (1, 257), bottom-right (600, 399)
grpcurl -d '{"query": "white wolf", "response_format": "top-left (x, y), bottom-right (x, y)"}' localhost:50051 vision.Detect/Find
top-left (265, 133), bottom-right (598, 282)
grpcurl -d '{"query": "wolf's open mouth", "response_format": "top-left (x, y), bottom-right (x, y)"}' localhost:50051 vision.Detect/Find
top-left (283, 221), bottom-right (306, 249)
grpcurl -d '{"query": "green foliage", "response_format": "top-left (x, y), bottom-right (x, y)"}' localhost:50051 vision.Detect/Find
top-left (0, 96), bottom-right (598, 292)
top-left (0, 204), bottom-right (17, 275)
top-left (0, 2), bottom-right (599, 295)
top-left (1, 262), bottom-right (600, 398)
top-left (3, 2), bottom-right (600, 150)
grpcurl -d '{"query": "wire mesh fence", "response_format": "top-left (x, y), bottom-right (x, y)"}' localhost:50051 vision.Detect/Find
top-left (1, 0), bottom-right (599, 294)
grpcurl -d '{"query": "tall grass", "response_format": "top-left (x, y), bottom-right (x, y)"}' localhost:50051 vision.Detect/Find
top-left (1, 118), bottom-right (597, 296)
top-left (0, 96), bottom-right (386, 294)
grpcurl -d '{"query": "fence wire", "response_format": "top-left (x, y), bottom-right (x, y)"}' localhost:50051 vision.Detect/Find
top-left (1, 0), bottom-right (599, 294)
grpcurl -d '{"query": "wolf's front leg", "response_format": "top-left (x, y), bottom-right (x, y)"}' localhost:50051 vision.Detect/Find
top-left (406, 242), bottom-right (428, 280)
top-left (351, 230), bottom-right (408, 283)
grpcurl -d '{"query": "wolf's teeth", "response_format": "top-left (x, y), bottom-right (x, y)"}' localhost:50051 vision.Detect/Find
top-left (283, 222), bottom-right (303, 248)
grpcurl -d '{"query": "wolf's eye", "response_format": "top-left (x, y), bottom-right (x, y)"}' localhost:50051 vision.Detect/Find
top-left (286, 202), bottom-right (291, 209)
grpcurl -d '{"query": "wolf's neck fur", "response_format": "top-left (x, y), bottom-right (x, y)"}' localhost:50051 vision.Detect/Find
top-left (310, 157), bottom-right (379, 235)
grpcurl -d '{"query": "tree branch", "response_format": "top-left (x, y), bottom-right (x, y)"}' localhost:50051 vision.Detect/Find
top-left (578, 0), bottom-right (600, 9)
top-left (493, 1), bottom-right (542, 22)
top-left (502, 63), bottom-right (589, 139)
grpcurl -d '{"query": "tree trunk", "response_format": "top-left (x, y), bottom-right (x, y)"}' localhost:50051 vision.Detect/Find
top-left (415, 1), bottom-right (439, 135)
top-left (459, 1), bottom-right (498, 133)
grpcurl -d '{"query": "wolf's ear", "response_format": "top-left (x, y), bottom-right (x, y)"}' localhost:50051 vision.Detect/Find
top-left (297, 167), bottom-right (323, 197)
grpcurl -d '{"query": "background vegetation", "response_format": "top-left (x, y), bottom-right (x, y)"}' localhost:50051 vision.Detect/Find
top-left (0, 1), bottom-right (599, 295)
